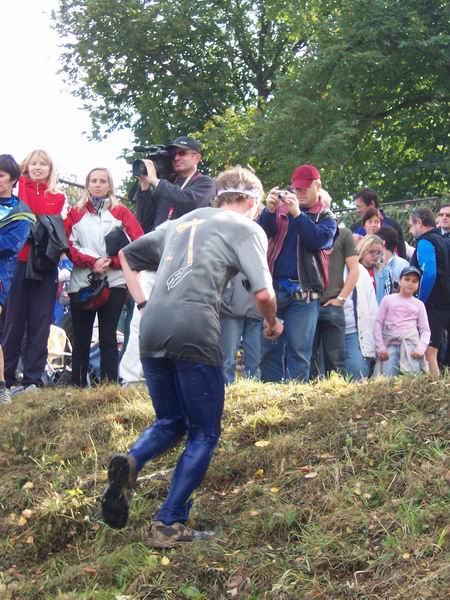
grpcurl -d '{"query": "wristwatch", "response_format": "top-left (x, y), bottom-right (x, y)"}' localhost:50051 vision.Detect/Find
top-left (137, 300), bottom-right (147, 310)
top-left (337, 296), bottom-right (346, 304)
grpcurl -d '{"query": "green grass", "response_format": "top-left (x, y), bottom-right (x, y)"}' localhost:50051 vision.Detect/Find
top-left (0, 375), bottom-right (449, 599)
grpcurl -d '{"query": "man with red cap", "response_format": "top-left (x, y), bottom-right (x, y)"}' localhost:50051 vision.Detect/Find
top-left (258, 164), bottom-right (337, 382)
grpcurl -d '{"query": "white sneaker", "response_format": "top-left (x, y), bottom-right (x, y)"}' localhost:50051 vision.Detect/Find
top-left (11, 384), bottom-right (39, 396)
top-left (25, 384), bottom-right (39, 393)
top-left (0, 384), bottom-right (12, 405)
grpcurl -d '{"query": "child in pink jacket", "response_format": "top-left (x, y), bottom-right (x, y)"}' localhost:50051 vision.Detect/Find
top-left (374, 266), bottom-right (430, 376)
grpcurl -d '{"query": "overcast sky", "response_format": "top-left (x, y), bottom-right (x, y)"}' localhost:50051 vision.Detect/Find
top-left (4, 1), bottom-right (133, 189)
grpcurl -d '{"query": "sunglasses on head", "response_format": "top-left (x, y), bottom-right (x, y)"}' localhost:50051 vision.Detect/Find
top-left (411, 207), bottom-right (430, 221)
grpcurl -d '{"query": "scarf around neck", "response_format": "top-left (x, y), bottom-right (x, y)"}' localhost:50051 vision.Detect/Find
top-left (90, 195), bottom-right (109, 213)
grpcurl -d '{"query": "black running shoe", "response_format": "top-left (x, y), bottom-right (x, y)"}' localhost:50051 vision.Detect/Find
top-left (101, 454), bottom-right (136, 529)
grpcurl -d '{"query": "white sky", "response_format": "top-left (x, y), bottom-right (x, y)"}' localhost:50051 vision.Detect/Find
top-left (4, 0), bottom-right (133, 190)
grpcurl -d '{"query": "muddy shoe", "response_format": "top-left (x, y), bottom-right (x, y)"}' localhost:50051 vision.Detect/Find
top-left (147, 520), bottom-right (215, 549)
top-left (101, 454), bottom-right (136, 529)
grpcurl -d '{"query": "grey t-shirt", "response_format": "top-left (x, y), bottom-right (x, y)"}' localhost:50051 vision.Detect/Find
top-left (123, 207), bottom-right (273, 366)
top-left (321, 227), bottom-right (358, 304)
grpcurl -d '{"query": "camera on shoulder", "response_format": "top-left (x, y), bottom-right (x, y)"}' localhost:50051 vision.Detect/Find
top-left (131, 145), bottom-right (176, 182)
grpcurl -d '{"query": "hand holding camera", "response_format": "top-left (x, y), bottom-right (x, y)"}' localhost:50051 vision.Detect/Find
top-left (267, 187), bottom-right (300, 217)
top-left (131, 144), bottom-right (177, 188)
top-left (135, 159), bottom-right (158, 190)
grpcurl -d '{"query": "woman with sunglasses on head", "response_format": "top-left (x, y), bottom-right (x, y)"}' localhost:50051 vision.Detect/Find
top-left (65, 168), bottom-right (143, 387)
top-left (357, 234), bottom-right (393, 304)
top-left (2, 150), bottom-right (66, 395)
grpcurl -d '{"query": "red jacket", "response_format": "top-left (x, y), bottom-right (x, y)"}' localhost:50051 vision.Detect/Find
top-left (17, 176), bottom-right (65, 262)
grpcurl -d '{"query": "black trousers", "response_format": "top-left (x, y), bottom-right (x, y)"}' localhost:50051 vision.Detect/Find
top-left (69, 287), bottom-right (126, 387)
top-left (2, 261), bottom-right (58, 387)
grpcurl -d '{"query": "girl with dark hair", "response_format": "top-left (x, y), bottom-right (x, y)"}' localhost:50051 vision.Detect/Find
top-left (0, 155), bottom-right (35, 403)
top-left (361, 208), bottom-right (382, 236)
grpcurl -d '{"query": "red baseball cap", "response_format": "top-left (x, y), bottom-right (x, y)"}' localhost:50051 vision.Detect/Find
top-left (291, 164), bottom-right (321, 188)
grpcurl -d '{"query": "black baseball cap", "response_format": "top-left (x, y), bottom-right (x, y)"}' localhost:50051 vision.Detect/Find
top-left (166, 136), bottom-right (202, 154)
top-left (399, 266), bottom-right (421, 279)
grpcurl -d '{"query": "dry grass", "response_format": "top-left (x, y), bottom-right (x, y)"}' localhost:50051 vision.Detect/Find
top-left (0, 374), bottom-right (449, 599)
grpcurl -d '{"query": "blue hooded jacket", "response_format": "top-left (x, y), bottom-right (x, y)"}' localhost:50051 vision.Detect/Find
top-left (0, 197), bottom-right (35, 306)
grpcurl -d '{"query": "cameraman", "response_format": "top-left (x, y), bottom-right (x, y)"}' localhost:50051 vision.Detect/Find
top-left (120, 136), bottom-right (215, 386)
top-left (135, 136), bottom-right (215, 233)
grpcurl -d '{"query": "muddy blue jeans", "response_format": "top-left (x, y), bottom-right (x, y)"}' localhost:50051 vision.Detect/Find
top-left (129, 357), bottom-right (224, 525)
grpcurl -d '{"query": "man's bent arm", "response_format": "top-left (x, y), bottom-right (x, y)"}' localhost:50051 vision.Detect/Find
top-left (254, 288), bottom-right (277, 326)
top-left (258, 208), bottom-right (278, 239)
top-left (340, 255), bottom-right (360, 298)
top-left (254, 287), bottom-right (283, 339)
top-left (416, 239), bottom-right (437, 303)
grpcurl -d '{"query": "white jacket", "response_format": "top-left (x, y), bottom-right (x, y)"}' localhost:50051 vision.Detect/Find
top-left (345, 264), bottom-right (378, 358)
top-left (65, 201), bottom-right (143, 293)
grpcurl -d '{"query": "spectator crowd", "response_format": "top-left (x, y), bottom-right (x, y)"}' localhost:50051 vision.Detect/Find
top-left (0, 143), bottom-right (449, 407)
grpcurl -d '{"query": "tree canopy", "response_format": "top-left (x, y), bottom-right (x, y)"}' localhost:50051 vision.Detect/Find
top-left (54, 0), bottom-right (450, 202)
top-left (54, 0), bottom-right (309, 141)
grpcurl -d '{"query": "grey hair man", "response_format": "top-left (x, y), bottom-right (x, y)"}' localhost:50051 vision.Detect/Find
top-left (409, 207), bottom-right (450, 378)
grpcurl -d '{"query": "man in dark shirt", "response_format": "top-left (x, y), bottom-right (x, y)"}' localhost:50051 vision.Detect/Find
top-left (134, 136), bottom-right (215, 232)
top-left (120, 136), bottom-right (216, 385)
top-left (409, 207), bottom-right (450, 379)
top-left (310, 191), bottom-right (359, 378)
top-left (436, 204), bottom-right (450, 367)
top-left (437, 204), bottom-right (450, 238)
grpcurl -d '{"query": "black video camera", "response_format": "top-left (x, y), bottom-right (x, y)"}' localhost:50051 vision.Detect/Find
top-left (132, 145), bottom-right (176, 181)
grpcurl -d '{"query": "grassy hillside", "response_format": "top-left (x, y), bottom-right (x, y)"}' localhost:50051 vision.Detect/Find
top-left (0, 375), bottom-right (449, 600)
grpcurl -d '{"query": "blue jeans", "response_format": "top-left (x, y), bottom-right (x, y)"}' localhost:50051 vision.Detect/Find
top-left (220, 317), bottom-right (262, 384)
top-left (260, 287), bottom-right (320, 382)
top-left (311, 304), bottom-right (346, 378)
top-left (128, 357), bottom-right (224, 525)
top-left (377, 343), bottom-right (421, 376)
top-left (345, 332), bottom-right (371, 380)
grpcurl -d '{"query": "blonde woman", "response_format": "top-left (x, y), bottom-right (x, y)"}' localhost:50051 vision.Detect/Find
top-left (65, 168), bottom-right (143, 387)
top-left (357, 234), bottom-right (393, 304)
top-left (2, 150), bottom-right (65, 395)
